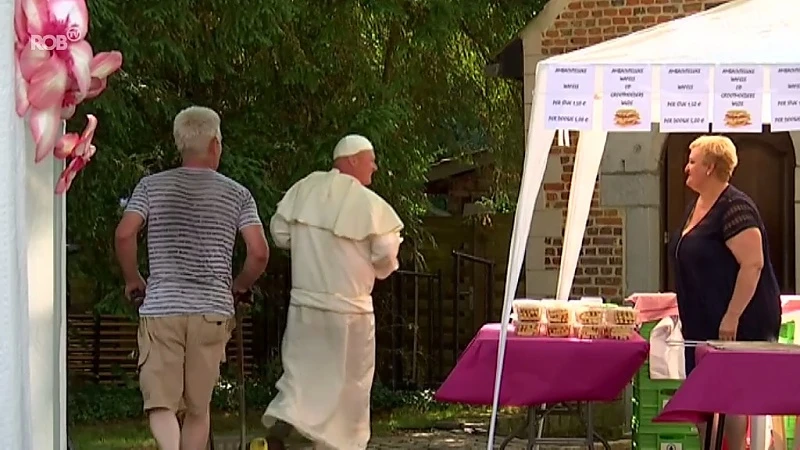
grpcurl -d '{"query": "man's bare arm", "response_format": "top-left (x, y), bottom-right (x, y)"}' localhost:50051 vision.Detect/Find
top-left (233, 224), bottom-right (270, 292)
top-left (114, 212), bottom-right (145, 283)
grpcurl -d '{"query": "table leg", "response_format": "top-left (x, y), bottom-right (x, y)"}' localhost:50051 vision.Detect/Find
top-left (704, 416), bottom-right (715, 450)
top-left (499, 408), bottom-right (531, 450)
top-left (526, 406), bottom-right (539, 450)
top-left (715, 415), bottom-right (727, 450)
top-left (586, 403), bottom-right (593, 450)
top-left (498, 425), bottom-right (523, 450)
top-left (704, 414), bottom-right (728, 450)
top-left (498, 403), bottom-right (611, 449)
top-left (577, 403), bottom-right (611, 450)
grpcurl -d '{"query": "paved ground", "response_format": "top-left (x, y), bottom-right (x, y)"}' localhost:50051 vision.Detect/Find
top-left (366, 431), bottom-right (631, 449)
top-left (212, 431), bottom-right (632, 449)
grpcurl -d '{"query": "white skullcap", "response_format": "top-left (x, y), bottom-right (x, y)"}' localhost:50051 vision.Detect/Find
top-left (333, 134), bottom-right (374, 159)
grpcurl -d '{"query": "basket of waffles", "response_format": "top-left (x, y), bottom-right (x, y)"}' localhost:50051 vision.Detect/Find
top-left (573, 302), bottom-right (605, 340)
top-left (602, 304), bottom-right (638, 340)
top-left (513, 299), bottom-right (579, 338)
top-left (571, 304), bottom-right (637, 340)
top-left (543, 300), bottom-right (573, 338)
top-left (564, 301), bottom-right (638, 340)
top-left (512, 299), bottom-right (638, 340)
top-left (511, 299), bottom-right (544, 337)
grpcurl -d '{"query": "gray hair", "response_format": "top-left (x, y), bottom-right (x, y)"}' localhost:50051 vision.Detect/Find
top-left (173, 106), bottom-right (221, 156)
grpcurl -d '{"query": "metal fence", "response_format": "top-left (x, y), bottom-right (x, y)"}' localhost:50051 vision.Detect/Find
top-left (68, 252), bottom-right (495, 388)
top-left (249, 266), bottom-right (451, 388)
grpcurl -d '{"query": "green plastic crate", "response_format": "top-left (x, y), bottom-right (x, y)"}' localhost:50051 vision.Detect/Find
top-left (780, 321), bottom-right (795, 344)
top-left (780, 321), bottom-right (797, 449)
top-left (639, 321), bottom-right (659, 339)
top-left (634, 431), bottom-right (701, 450)
top-left (785, 415), bottom-right (796, 449)
top-left (632, 410), bottom-right (698, 446)
top-left (636, 368), bottom-right (682, 392)
top-left (636, 385), bottom-right (679, 409)
top-left (634, 386), bottom-right (696, 436)
top-left (632, 320), bottom-right (697, 449)
top-left (632, 399), bottom-right (697, 437)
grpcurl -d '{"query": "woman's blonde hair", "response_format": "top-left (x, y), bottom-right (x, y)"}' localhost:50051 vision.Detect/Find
top-left (689, 135), bottom-right (738, 181)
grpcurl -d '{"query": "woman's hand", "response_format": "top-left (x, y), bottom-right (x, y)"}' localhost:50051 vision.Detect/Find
top-left (719, 311), bottom-right (740, 340)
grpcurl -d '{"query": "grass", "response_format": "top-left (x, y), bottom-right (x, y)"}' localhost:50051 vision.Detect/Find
top-left (71, 411), bottom-right (270, 449)
top-left (70, 406), bottom-right (494, 450)
top-left (71, 402), bottom-right (626, 449)
top-left (71, 418), bottom-right (158, 450)
top-left (372, 405), bottom-right (498, 434)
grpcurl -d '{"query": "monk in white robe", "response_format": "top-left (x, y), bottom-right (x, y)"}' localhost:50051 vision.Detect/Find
top-left (262, 134), bottom-right (403, 450)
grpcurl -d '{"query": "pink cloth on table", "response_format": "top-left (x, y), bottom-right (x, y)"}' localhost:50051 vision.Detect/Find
top-left (655, 345), bottom-right (800, 424)
top-left (781, 296), bottom-right (800, 314)
top-left (434, 323), bottom-right (649, 407)
top-left (627, 293), bottom-right (678, 324)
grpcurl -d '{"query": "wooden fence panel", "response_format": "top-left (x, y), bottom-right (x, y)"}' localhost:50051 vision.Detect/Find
top-left (68, 314), bottom-right (256, 384)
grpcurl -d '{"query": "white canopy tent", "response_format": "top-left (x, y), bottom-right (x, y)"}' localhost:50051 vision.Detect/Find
top-left (0, 0), bottom-right (69, 447)
top-left (487, 0), bottom-right (800, 446)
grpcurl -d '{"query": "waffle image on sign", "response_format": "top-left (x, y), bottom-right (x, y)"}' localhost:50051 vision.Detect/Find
top-left (613, 108), bottom-right (641, 127)
top-left (724, 109), bottom-right (751, 127)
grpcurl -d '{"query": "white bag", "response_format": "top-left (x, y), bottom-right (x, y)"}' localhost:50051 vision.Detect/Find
top-left (648, 316), bottom-right (686, 380)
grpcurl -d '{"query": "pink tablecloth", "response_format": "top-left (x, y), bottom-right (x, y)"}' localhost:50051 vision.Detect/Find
top-left (655, 345), bottom-right (800, 424)
top-left (434, 323), bottom-right (649, 406)
top-left (782, 297), bottom-right (800, 314)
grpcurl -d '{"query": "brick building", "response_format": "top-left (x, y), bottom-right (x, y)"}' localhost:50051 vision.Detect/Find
top-left (489, 0), bottom-right (800, 301)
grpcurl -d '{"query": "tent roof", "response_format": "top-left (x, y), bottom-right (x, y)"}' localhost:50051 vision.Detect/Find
top-left (539, 0), bottom-right (800, 66)
top-left (489, 1), bottom-right (800, 444)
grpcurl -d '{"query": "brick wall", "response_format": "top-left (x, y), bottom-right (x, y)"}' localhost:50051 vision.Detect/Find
top-left (541, 133), bottom-right (624, 299)
top-left (533, 0), bottom-right (728, 300)
top-left (542, 0), bottom-right (730, 56)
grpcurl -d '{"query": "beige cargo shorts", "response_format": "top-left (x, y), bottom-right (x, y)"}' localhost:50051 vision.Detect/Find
top-left (137, 314), bottom-right (234, 415)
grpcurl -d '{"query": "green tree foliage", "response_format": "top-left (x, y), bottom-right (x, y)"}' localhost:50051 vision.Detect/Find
top-left (68, 0), bottom-right (546, 311)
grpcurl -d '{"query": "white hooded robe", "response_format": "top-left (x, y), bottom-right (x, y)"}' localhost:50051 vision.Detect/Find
top-left (262, 169), bottom-right (403, 450)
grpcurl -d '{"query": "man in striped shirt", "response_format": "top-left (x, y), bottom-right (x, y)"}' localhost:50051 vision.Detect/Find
top-left (114, 106), bottom-right (269, 450)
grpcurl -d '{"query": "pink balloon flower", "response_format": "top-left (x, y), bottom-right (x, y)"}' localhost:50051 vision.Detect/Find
top-left (54, 114), bottom-right (96, 194)
top-left (14, 0), bottom-right (122, 193)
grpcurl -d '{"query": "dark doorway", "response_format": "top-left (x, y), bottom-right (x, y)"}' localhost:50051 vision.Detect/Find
top-left (662, 129), bottom-right (796, 292)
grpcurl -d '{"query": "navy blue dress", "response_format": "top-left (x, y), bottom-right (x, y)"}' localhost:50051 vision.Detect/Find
top-left (668, 185), bottom-right (781, 374)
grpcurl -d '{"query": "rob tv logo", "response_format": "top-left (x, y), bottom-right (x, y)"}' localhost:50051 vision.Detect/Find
top-left (30, 26), bottom-right (81, 51)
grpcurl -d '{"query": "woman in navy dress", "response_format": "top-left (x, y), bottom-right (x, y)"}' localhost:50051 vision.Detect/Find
top-left (668, 135), bottom-right (781, 450)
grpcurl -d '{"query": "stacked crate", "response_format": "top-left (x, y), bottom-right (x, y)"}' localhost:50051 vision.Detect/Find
top-left (632, 320), bottom-right (797, 450)
top-left (632, 321), bottom-right (700, 450)
top-left (779, 321), bottom-right (796, 449)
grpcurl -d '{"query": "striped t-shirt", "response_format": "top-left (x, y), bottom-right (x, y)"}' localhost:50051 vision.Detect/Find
top-left (125, 167), bottom-right (262, 317)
